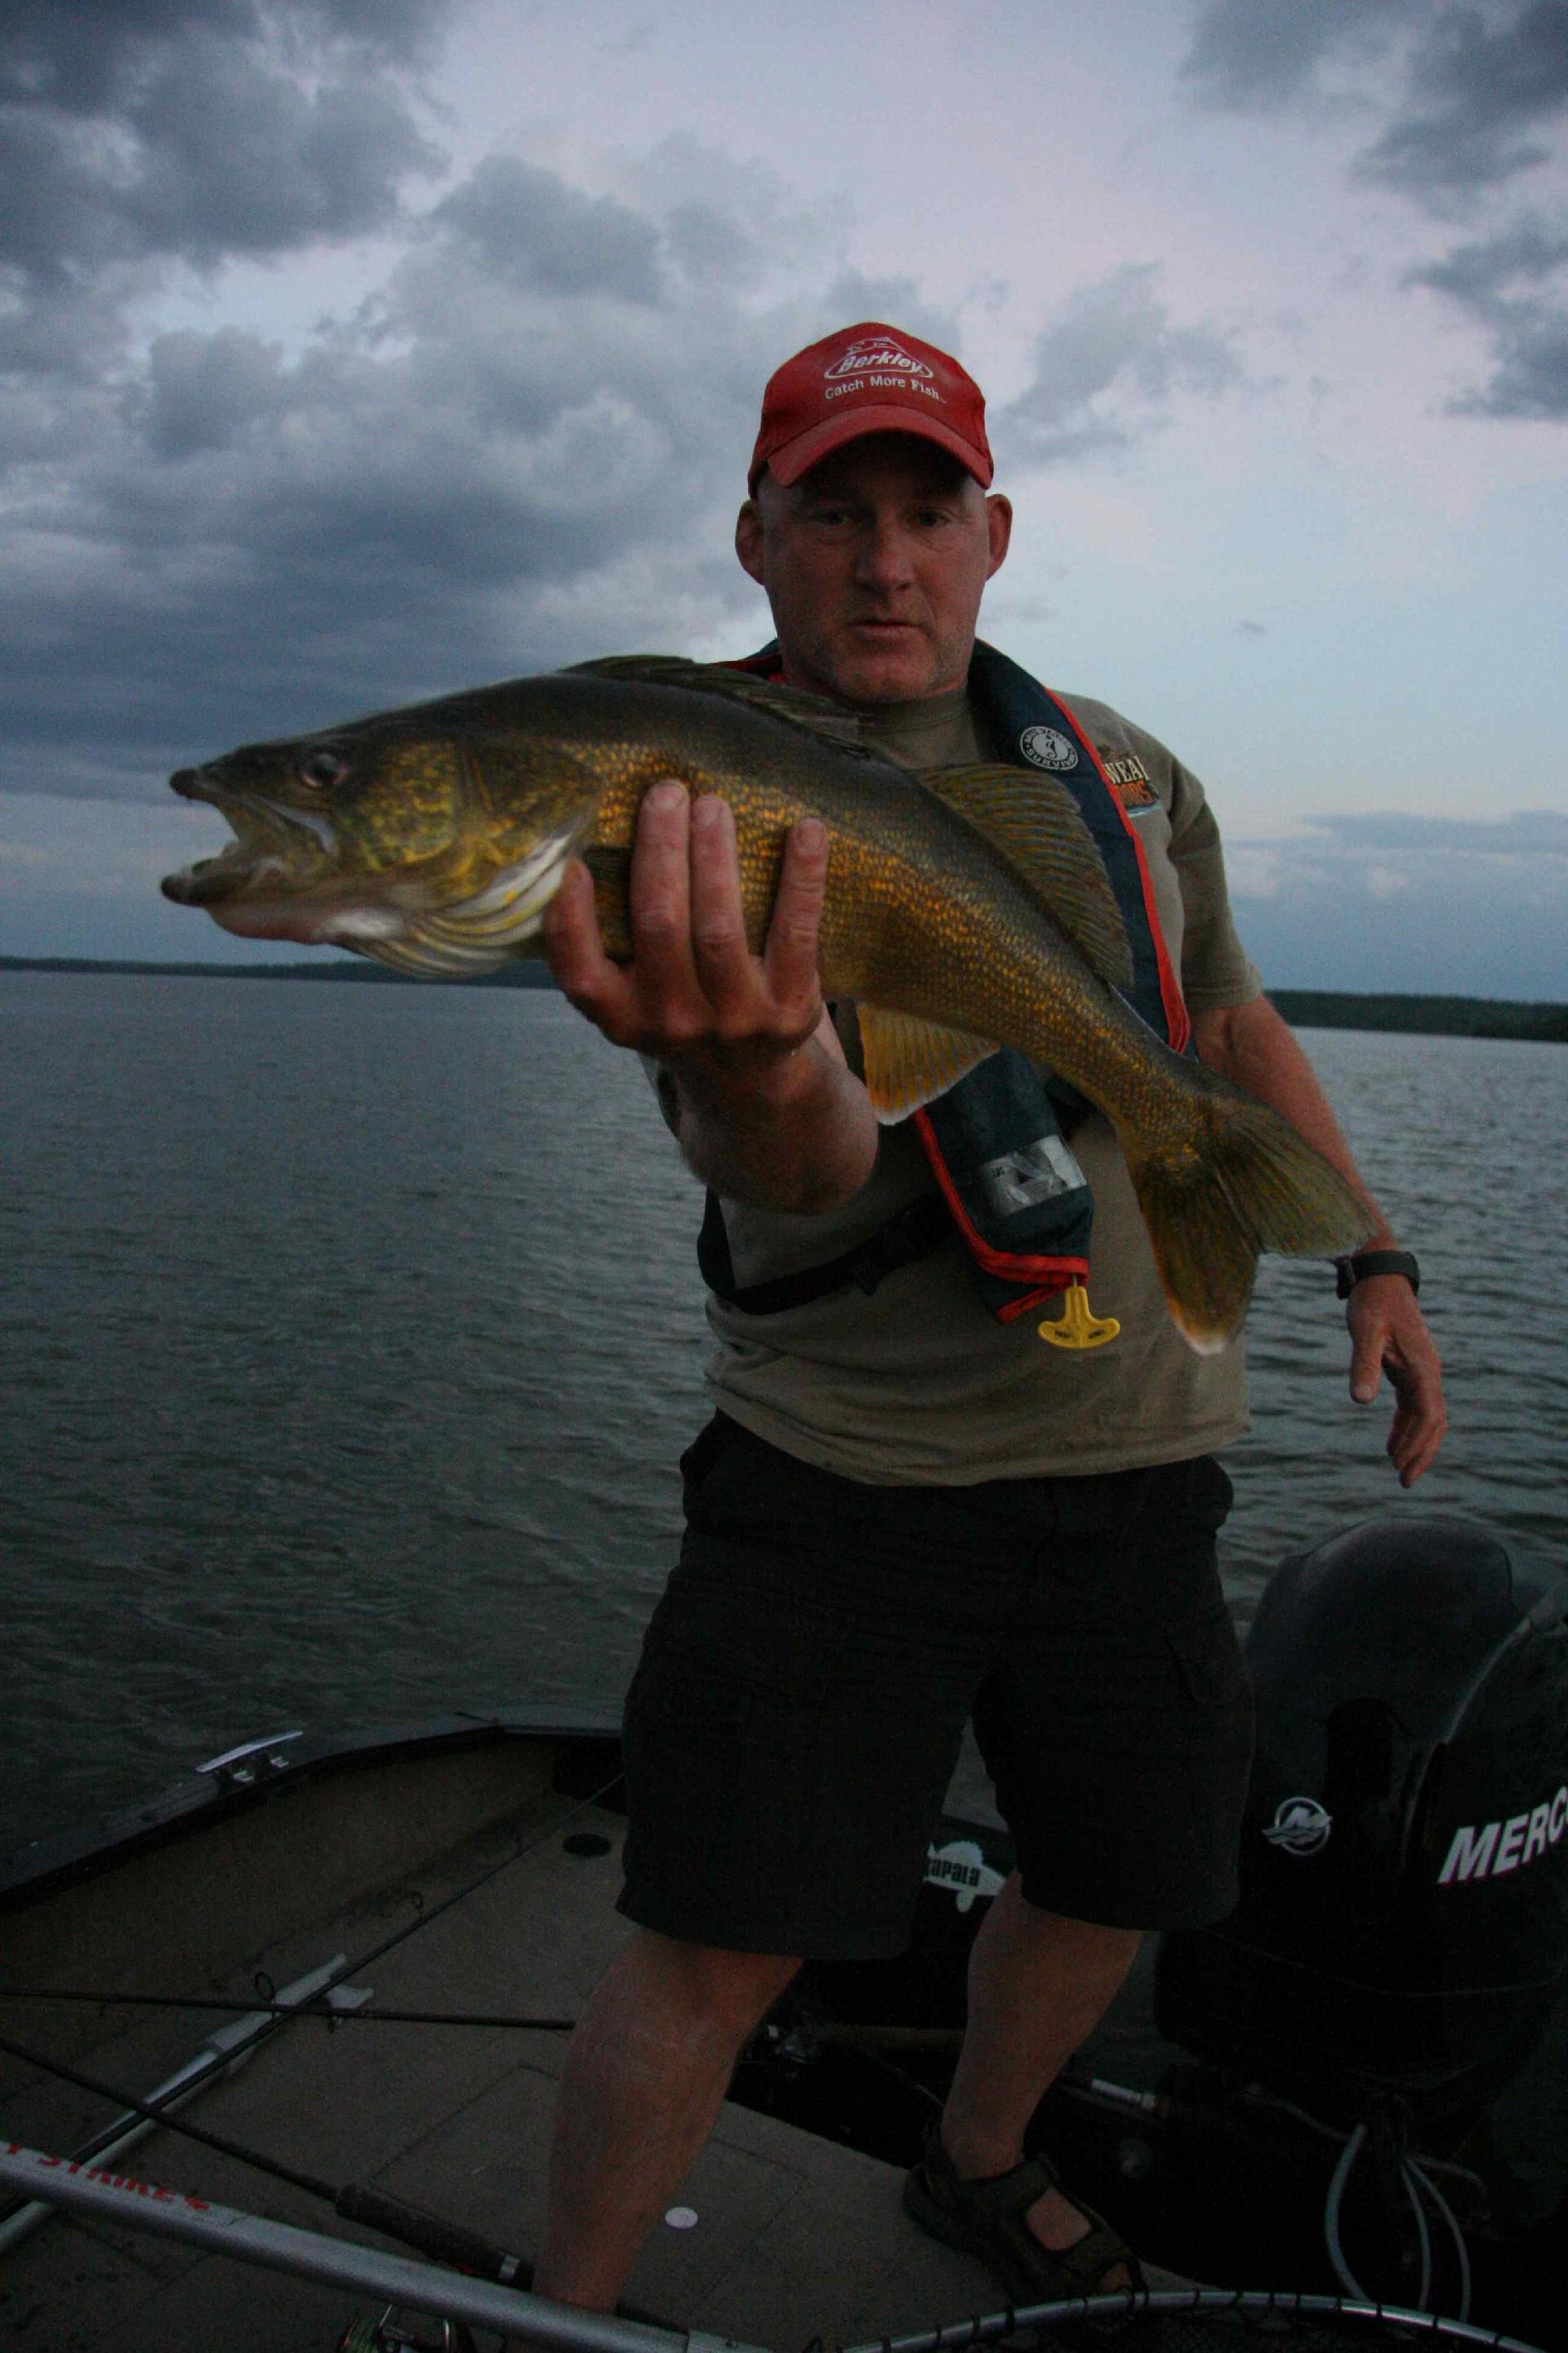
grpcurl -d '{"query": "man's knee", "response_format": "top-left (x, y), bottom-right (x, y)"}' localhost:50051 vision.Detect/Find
top-left (628, 1928), bottom-right (801, 2039)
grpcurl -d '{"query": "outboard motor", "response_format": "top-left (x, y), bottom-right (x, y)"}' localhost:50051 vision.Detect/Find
top-left (1156, 1514), bottom-right (1568, 2120)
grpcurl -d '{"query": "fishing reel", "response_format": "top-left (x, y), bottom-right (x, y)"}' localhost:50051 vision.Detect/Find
top-left (337, 2308), bottom-right (481, 2353)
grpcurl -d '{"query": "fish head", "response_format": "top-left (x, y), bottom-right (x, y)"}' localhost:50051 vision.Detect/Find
top-left (162, 706), bottom-right (599, 975)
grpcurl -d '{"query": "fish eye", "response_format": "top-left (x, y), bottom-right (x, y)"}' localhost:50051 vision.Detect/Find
top-left (300, 749), bottom-right (349, 791)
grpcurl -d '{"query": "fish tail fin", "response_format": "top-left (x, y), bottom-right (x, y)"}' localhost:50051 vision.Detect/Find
top-left (1122, 1071), bottom-right (1374, 1354)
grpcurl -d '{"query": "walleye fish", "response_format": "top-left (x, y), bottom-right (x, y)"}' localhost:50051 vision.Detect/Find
top-left (162, 654), bottom-right (1371, 1347)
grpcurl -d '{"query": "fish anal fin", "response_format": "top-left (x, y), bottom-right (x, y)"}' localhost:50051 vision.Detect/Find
top-left (918, 762), bottom-right (1134, 992)
top-left (566, 656), bottom-right (869, 754)
top-left (858, 1005), bottom-right (996, 1123)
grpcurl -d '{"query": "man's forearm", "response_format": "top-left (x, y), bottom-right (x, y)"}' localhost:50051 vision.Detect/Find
top-left (1192, 989), bottom-right (1445, 1484)
top-left (1191, 995), bottom-right (1398, 1246)
top-left (665, 1022), bottom-right (879, 1214)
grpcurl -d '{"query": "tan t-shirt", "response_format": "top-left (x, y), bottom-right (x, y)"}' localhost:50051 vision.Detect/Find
top-left (673, 682), bottom-right (1263, 1484)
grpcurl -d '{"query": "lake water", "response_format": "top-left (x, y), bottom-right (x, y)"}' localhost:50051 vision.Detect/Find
top-left (2, 973), bottom-right (1565, 1856)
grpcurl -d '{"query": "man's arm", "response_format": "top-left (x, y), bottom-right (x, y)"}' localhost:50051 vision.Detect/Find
top-left (542, 781), bottom-right (878, 1214)
top-left (1191, 994), bottom-right (1446, 1487)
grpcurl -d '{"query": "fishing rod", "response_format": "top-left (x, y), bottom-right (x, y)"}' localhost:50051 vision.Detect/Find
top-left (0, 2024), bottom-right (693, 2335)
top-left (0, 1766), bottom-right (626, 2264)
top-left (0, 2020), bottom-right (503, 2271)
top-left (0, 2142), bottom-right (714, 2353)
top-left (0, 1985), bottom-right (577, 2031)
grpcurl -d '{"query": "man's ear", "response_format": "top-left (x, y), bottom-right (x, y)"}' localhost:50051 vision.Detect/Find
top-left (735, 499), bottom-right (765, 585)
top-left (984, 493), bottom-right (1013, 579)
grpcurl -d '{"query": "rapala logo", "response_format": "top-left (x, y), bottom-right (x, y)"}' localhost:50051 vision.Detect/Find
top-left (825, 336), bottom-right (934, 382)
top-left (924, 1837), bottom-right (1005, 1914)
top-left (1438, 1784), bottom-right (1568, 1884)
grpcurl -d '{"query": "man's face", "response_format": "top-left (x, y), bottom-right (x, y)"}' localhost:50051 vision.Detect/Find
top-left (734, 435), bottom-right (1012, 705)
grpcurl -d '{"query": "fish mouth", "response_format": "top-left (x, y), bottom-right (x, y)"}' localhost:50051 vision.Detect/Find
top-left (162, 770), bottom-right (339, 907)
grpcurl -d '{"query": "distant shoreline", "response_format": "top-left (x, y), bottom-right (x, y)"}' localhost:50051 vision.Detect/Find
top-left (2, 956), bottom-right (1564, 1041)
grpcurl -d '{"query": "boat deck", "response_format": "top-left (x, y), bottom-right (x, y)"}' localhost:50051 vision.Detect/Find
top-left (0, 1771), bottom-right (1056, 2351)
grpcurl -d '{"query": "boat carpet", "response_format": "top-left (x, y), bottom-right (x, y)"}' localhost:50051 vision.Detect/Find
top-left (0, 1789), bottom-right (1045, 2350)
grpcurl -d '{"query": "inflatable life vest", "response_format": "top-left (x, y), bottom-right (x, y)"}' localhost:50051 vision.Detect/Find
top-left (696, 641), bottom-right (1191, 1339)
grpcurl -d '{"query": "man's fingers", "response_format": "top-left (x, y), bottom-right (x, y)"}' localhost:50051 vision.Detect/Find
top-left (541, 855), bottom-right (607, 993)
top-left (688, 795), bottom-right (755, 1000)
top-left (627, 780), bottom-right (697, 990)
top-left (551, 784), bottom-right (826, 1059)
top-left (1348, 1333), bottom-right (1383, 1406)
top-left (1386, 1354), bottom-right (1447, 1487)
top-left (763, 815), bottom-right (830, 1009)
top-left (1346, 1279), bottom-right (1447, 1485)
top-left (542, 857), bottom-right (638, 1035)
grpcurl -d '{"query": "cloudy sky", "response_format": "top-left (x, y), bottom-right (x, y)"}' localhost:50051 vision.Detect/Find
top-left (2, 0), bottom-right (1565, 994)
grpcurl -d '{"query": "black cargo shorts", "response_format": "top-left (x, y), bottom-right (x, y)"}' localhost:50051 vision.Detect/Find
top-left (617, 1414), bottom-right (1254, 1959)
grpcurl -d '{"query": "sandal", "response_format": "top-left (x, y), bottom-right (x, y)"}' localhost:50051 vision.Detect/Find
top-left (902, 2123), bottom-right (1143, 2307)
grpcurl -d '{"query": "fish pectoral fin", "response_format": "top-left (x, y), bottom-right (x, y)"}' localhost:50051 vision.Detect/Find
top-left (916, 763), bottom-right (1134, 992)
top-left (565, 656), bottom-right (868, 755)
top-left (858, 1006), bottom-right (998, 1123)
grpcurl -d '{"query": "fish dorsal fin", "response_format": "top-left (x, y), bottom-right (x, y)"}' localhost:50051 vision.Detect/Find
top-left (566, 655), bottom-right (871, 754)
top-left (857, 1005), bottom-right (996, 1123)
top-left (918, 762), bottom-right (1134, 992)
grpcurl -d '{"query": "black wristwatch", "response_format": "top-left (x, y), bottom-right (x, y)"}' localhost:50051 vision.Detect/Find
top-left (1335, 1250), bottom-right (1420, 1299)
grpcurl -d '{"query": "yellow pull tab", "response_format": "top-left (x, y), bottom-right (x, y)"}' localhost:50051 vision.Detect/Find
top-left (1037, 1282), bottom-right (1120, 1351)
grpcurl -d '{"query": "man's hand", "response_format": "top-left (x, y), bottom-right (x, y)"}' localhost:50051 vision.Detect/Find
top-left (1347, 1276), bottom-right (1446, 1489)
top-left (541, 780), bottom-right (877, 1213)
top-left (1192, 996), bottom-right (1447, 1482)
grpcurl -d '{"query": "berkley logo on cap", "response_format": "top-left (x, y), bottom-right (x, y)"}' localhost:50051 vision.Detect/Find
top-left (824, 336), bottom-right (936, 383)
top-left (749, 320), bottom-right (993, 494)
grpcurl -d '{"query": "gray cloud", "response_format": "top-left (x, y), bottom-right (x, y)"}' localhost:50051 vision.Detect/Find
top-left (1411, 212), bottom-right (1568, 413)
top-left (0, 0), bottom-right (445, 109)
top-left (0, 32), bottom-right (1004, 817)
top-left (1183, 0), bottom-right (1568, 207)
top-left (1180, 0), bottom-right (1414, 112)
top-left (5, 195), bottom-right (1251, 816)
top-left (1229, 809), bottom-right (1568, 994)
top-left (1, 112), bottom-right (972, 805)
top-left (995, 265), bottom-right (1249, 468)
top-left (1, 0), bottom-right (444, 303)
top-left (436, 158), bottom-right (664, 304)
top-left (615, 132), bottom-right (848, 294)
top-left (1306, 809), bottom-right (1568, 856)
top-left (132, 324), bottom-right (288, 458)
top-left (1356, 2), bottom-right (1568, 206)
top-left (1419, 211), bottom-right (1568, 301)
top-left (1182, 1), bottom-right (1568, 417)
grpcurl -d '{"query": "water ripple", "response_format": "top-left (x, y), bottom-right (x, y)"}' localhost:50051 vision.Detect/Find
top-left (1, 980), bottom-right (1563, 1850)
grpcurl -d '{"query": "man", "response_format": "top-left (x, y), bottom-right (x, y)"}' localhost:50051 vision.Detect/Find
top-left (535, 323), bottom-right (1446, 2311)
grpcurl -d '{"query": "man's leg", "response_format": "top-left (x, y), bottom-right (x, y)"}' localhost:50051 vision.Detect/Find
top-left (532, 1929), bottom-right (800, 2312)
top-left (939, 1873), bottom-right (1140, 2277)
top-left (933, 1459), bottom-right (1250, 2284)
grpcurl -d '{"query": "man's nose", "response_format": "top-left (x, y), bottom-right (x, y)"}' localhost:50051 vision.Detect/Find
top-left (853, 519), bottom-right (916, 590)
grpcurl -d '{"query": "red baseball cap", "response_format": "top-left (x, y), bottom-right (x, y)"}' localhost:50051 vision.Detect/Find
top-left (748, 321), bottom-right (993, 496)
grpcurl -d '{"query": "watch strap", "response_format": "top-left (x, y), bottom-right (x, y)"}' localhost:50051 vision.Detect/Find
top-left (1335, 1250), bottom-right (1420, 1299)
